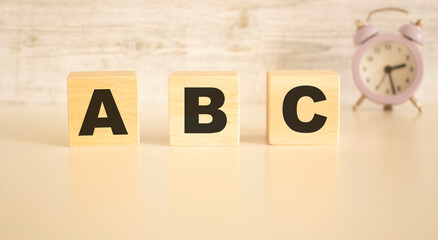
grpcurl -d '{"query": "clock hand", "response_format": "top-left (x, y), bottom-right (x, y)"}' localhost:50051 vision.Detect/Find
top-left (376, 73), bottom-right (387, 90)
top-left (388, 72), bottom-right (397, 95)
top-left (390, 64), bottom-right (407, 71)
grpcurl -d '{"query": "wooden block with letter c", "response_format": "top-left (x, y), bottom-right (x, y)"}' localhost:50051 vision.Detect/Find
top-left (67, 71), bottom-right (139, 146)
top-left (169, 71), bottom-right (239, 146)
top-left (267, 70), bottom-right (339, 145)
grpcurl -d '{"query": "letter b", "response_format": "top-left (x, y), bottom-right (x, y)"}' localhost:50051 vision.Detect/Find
top-left (184, 87), bottom-right (227, 134)
top-left (169, 71), bottom-right (239, 146)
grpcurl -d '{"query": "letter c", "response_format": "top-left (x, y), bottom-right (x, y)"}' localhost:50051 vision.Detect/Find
top-left (282, 86), bottom-right (327, 133)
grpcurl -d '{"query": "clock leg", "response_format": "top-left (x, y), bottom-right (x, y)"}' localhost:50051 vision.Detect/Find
top-left (383, 105), bottom-right (393, 111)
top-left (352, 95), bottom-right (366, 111)
top-left (409, 96), bottom-right (423, 113)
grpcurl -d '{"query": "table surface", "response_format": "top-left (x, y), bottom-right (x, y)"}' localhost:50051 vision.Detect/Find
top-left (1, 102), bottom-right (437, 240)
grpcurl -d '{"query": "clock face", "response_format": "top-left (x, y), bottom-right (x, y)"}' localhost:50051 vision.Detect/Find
top-left (359, 41), bottom-right (417, 96)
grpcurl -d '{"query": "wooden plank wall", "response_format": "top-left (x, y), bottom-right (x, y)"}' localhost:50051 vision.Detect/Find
top-left (0, 0), bottom-right (437, 104)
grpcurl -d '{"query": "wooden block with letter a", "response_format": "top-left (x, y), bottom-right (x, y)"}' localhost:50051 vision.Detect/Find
top-left (169, 71), bottom-right (239, 146)
top-left (267, 70), bottom-right (339, 145)
top-left (67, 71), bottom-right (139, 146)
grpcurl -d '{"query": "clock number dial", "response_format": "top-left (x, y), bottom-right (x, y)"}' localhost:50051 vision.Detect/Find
top-left (359, 41), bottom-right (417, 96)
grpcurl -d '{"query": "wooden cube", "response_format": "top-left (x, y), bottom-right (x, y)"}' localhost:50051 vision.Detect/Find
top-left (267, 70), bottom-right (339, 145)
top-left (68, 71), bottom-right (139, 146)
top-left (169, 71), bottom-right (239, 146)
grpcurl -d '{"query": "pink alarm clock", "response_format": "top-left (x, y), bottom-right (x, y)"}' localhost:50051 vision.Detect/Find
top-left (352, 8), bottom-right (425, 112)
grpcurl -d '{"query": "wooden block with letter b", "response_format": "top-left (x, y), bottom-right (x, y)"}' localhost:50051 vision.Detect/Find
top-left (169, 71), bottom-right (239, 146)
top-left (67, 71), bottom-right (139, 146)
top-left (267, 70), bottom-right (339, 145)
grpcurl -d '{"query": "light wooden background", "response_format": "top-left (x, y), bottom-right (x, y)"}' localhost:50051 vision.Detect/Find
top-left (1, 0), bottom-right (437, 104)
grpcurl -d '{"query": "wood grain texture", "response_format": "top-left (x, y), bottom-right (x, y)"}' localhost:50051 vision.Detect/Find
top-left (68, 71), bottom-right (138, 146)
top-left (169, 71), bottom-right (239, 145)
top-left (267, 70), bottom-right (339, 144)
top-left (0, 0), bottom-right (437, 105)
